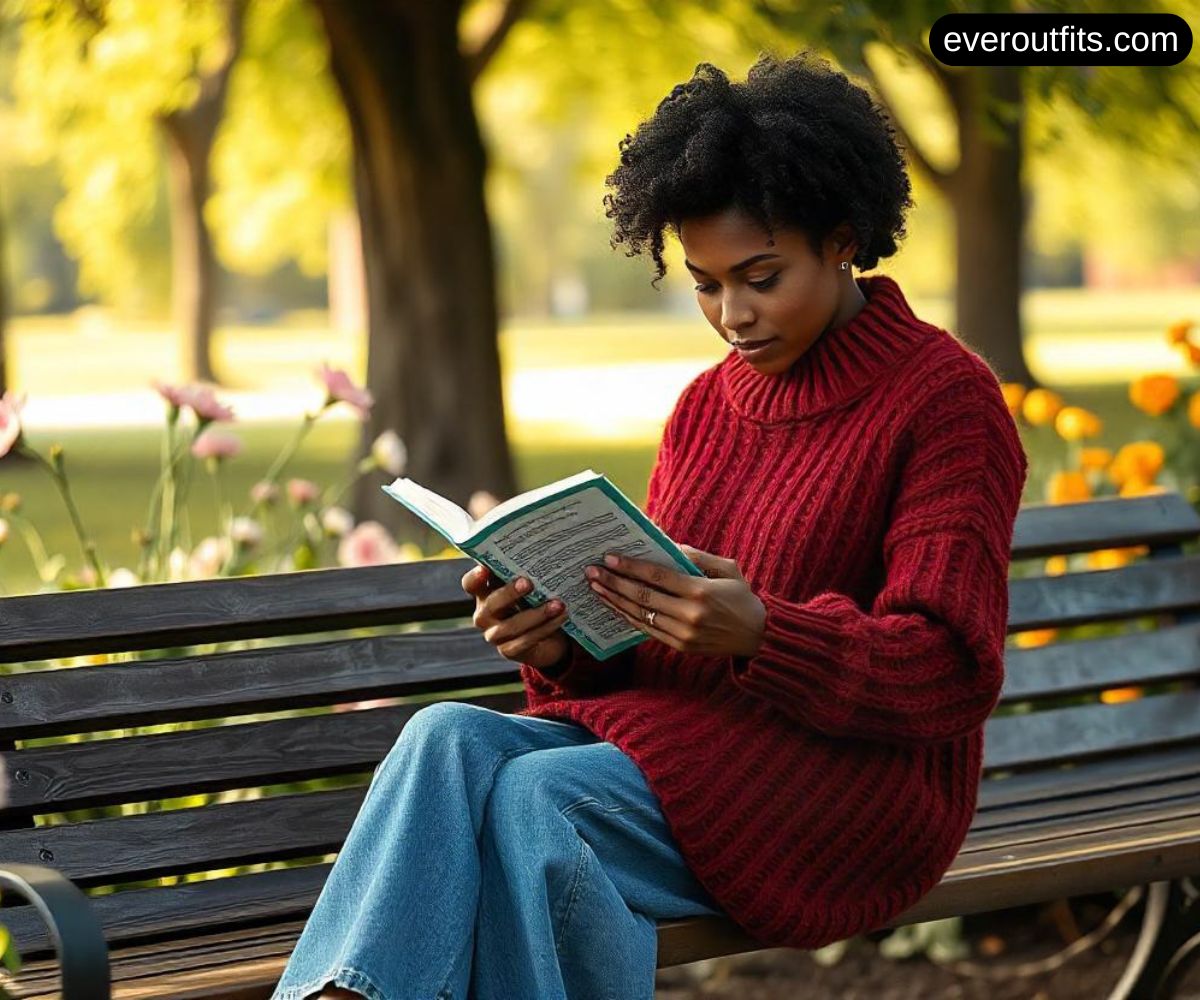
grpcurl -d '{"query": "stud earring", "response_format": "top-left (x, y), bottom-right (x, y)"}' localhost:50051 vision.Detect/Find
top-left (839, 261), bottom-right (850, 272)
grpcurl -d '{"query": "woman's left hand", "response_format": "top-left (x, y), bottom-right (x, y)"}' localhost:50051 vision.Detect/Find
top-left (585, 544), bottom-right (766, 658)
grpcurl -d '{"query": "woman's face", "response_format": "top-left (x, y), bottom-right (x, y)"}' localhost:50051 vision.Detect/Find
top-left (677, 207), bottom-right (856, 374)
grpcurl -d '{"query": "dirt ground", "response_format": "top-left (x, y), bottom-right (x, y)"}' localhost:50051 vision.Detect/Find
top-left (652, 897), bottom-right (1200, 1000)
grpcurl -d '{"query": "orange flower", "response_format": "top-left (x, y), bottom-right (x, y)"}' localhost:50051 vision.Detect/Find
top-left (1120, 477), bottom-right (1167, 498)
top-left (1001, 383), bottom-right (1027, 418)
top-left (1108, 441), bottom-right (1165, 487)
top-left (1167, 319), bottom-right (1194, 345)
top-left (1185, 342), bottom-right (1200, 366)
top-left (1189, 391), bottom-right (1200, 430)
top-left (1130, 374), bottom-right (1180, 417)
top-left (1044, 555), bottom-right (1069, 576)
top-left (1100, 686), bottom-right (1144, 704)
top-left (1054, 406), bottom-right (1103, 442)
top-left (1085, 545), bottom-right (1148, 570)
top-left (1047, 470), bottom-right (1091, 504)
top-left (1022, 388), bottom-right (1064, 427)
top-left (1079, 447), bottom-right (1113, 471)
top-left (1015, 628), bottom-right (1058, 648)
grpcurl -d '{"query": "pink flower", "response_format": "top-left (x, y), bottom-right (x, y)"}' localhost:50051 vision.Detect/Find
top-left (468, 490), bottom-right (500, 520)
top-left (0, 392), bottom-right (26, 459)
top-left (371, 430), bottom-right (407, 476)
top-left (153, 380), bottom-right (190, 410)
top-left (188, 536), bottom-right (231, 578)
top-left (191, 429), bottom-right (242, 461)
top-left (250, 481), bottom-right (280, 506)
top-left (337, 521), bottom-right (400, 567)
top-left (318, 363), bottom-right (374, 419)
top-left (185, 385), bottom-right (235, 424)
top-left (286, 478), bottom-right (321, 506)
top-left (230, 517), bottom-right (264, 548)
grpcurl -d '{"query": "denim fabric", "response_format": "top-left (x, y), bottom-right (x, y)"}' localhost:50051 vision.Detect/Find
top-left (269, 702), bottom-right (725, 1000)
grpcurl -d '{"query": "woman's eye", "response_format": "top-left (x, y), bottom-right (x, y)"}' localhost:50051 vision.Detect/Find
top-left (749, 273), bottom-right (780, 291)
top-left (694, 284), bottom-right (717, 294)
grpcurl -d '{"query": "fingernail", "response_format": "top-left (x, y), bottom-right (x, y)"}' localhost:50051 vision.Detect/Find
top-left (604, 554), bottom-right (619, 567)
top-left (549, 600), bottom-right (563, 613)
top-left (516, 578), bottom-right (530, 592)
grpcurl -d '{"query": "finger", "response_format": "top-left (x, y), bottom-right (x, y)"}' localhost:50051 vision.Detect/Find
top-left (483, 574), bottom-right (534, 620)
top-left (485, 597), bottom-right (567, 648)
top-left (497, 605), bottom-right (572, 659)
top-left (587, 566), bottom-right (693, 624)
top-left (592, 579), bottom-right (688, 643)
top-left (462, 563), bottom-right (490, 595)
top-left (599, 553), bottom-right (698, 597)
top-left (594, 588), bottom-right (678, 648)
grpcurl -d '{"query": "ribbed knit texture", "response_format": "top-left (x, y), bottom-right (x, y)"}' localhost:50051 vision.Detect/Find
top-left (516, 274), bottom-right (1029, 950)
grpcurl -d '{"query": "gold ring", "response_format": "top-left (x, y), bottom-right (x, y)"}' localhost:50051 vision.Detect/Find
top-left (645, 609), bottom-right (656, 627)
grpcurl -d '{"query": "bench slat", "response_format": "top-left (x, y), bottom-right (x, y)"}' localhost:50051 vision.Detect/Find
top-left (0, 629), bottom-right (512, 741)
top-left (1, 693), bottom-right (523, 815)
top-left (0, 560), bottom-right (478, 664)
top-left (1000, 621), bottom-right (1200, 702)
top-left (1007, 553), bottom-right (1200, 630)
top-left (985, 689), bottom-right (1200, 770)
top-left (0, 787), bottom-right (364, 887)
top-left (1010, 493), bottom-right (1200, 559)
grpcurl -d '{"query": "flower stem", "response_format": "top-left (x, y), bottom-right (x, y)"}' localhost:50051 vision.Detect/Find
top-left (24, 445), bottom-right (108, 587)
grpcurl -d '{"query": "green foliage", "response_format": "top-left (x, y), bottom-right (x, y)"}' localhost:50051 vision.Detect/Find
top-left (8, 0), bottom-right (238, 310)
top-left (209, 0), bottom-right (349, 277)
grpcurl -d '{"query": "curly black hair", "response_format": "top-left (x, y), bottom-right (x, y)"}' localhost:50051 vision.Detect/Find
top-left (603, 51), bottom-right (913, 284)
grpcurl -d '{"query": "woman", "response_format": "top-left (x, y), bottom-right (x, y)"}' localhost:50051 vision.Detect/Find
top-left (271, 49), bottom-right (1028, 1000)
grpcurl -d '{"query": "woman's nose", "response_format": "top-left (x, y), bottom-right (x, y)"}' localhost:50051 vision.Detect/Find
top-left (721, 292), bottom-right (755, 332)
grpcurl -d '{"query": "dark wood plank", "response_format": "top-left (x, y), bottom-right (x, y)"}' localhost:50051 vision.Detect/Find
top-left (1, 693), bottom-right (524, 815)
top-left (1010, 493), bottom-right (1200, 560)
top-left (0, 629), bottom-right (516, 741)
top-left (999, 621), bottom-right (1200, 701)
top-left (0, 787), bottom-right (364, 888)
top-left (1007, 553), bottom-right (1200, 631)
top-left (985, 689), bottom-right (1200, 770)
top-left (980, 744), bottom-right (1200, 806)
top-left (0, 864), bottom-right (331, 959)
top-left (0, 559), bottom-right (479, 663)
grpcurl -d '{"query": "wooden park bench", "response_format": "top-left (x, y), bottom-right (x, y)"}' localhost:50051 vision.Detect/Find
top-left (3, 491), bottom-right (1200, 999)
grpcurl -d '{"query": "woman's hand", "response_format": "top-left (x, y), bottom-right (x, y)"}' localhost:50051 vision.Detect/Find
top-left (461, 563), bottom-right (573, 671)
top-left (585, 544), bottom-right (766, 658)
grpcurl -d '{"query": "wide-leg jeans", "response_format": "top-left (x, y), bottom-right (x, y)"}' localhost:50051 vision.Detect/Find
top-left (269, 701), bottom-right (725, 1000)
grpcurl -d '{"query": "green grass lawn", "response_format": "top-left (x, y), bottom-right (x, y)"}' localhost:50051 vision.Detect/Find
top-left (4, 288), bottom-right (1200, 595)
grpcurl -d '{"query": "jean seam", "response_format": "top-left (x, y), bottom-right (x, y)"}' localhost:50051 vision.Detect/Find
top-left (554, 838), bottom-right (590, 955)
top-left (274, 965), bottom-right (386, 1000)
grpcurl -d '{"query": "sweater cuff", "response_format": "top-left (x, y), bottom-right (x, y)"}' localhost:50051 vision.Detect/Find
top-left (730, 590), bottom-right (853, 698)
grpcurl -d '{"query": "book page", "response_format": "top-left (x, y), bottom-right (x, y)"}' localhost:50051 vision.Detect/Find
top-left (471, 483), bottom-right (683, 653)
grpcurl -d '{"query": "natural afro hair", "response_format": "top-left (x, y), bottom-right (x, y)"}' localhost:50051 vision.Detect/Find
top-left (603, 51), bottom-right (913, 284)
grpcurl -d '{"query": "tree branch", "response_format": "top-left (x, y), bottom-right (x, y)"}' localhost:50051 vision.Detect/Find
top-left (464, 0), bottom-right (529, 85)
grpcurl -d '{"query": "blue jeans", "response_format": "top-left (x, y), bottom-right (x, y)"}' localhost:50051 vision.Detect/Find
top-left (269, 701), bottom-right (725, 1000)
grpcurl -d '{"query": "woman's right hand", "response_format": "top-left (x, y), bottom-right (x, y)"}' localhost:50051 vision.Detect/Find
top-left (461, 563), bottom-right (572, 671)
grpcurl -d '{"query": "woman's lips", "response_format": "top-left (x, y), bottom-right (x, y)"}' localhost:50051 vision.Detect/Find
top-left (733, 338), bottom-right (778, 356)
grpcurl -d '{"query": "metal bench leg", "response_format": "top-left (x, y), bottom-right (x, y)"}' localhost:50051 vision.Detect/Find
top-left (0, 864), bottom-right (110, 1000)
top-left (1109, 880), bottom-right (1200, 1000)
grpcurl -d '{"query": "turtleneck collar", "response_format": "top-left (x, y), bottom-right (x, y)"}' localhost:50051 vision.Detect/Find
top-left (718, 273), bottom-right (939, 425)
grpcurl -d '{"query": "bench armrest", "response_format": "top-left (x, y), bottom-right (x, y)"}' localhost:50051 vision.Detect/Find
top-left (0, 864), bottom-right (110, 1000)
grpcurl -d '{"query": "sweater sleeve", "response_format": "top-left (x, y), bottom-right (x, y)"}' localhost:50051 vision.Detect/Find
top-left (519, 373), bottom-right (693, 710)
top-left (728, 371), bottom-right (1029, 745)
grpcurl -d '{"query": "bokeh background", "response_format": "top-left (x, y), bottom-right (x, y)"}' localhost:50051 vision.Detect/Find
top-left (2, 0), bottom-right (1199, 596)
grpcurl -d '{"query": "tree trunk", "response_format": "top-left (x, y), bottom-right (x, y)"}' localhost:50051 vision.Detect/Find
top-left (945, 66), bottom-right (1037, 386)
top-left (161, 120), bottom-right (219, 385)
top-left (157, 0), bottom-right (246, 386)
top-left (314, 0), bottom-right (517, 541)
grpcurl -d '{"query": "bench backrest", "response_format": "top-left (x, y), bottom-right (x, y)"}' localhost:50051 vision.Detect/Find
top-left (0, 492), bottom-right (1198, 957)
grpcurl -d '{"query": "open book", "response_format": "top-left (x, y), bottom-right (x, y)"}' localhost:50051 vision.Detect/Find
top-left (381, 469), bottom-right (703, 660)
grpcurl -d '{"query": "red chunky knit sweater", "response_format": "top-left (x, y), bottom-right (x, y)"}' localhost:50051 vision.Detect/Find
top-left (516, 273), bottom-right (1029, 950)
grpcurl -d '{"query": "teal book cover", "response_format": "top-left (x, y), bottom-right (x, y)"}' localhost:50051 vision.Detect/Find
top-left (381, 469), bottom-right (703, 659)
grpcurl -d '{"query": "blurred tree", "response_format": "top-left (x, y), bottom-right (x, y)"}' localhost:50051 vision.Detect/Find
top-left (737, 0), bottom-right (1200, 384)
top-left (10, 0), bottom-right (247, 383)
top-left (310, 0), bottom-right (527, 529)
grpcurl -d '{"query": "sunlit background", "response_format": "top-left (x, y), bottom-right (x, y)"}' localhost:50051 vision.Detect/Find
top-left (1, 0), bottom-right (1198, 597)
